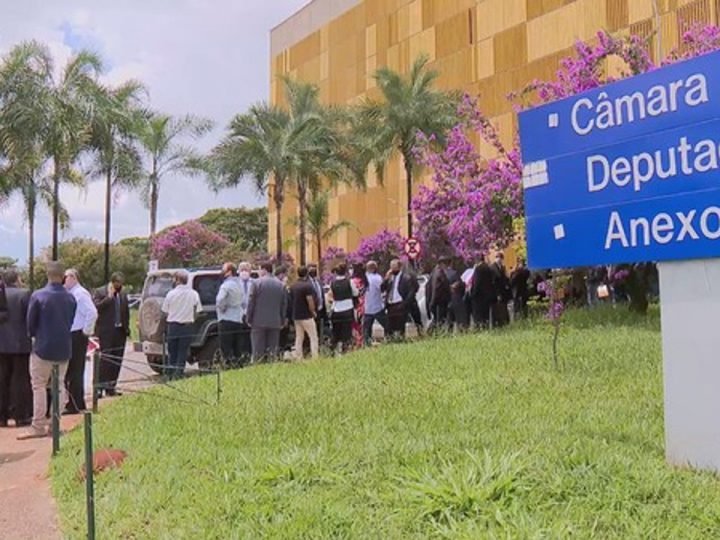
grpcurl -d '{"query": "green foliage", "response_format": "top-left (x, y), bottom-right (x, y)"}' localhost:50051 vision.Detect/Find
top-left (51, 307), bottom-right (720, 538)
top-left (198, 207), bottom-right (267, 252)
top-left (0, 256), bottom-right (17, 269)
top-left (34, 237), bottom-right (147, 291)
top-left (137, 112), bottom-right (213, 236)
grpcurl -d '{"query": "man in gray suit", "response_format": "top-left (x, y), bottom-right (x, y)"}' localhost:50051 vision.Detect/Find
top-left (246, 262), bottom-right (287, 363)
top-left (0, 270), bottom-right (32, 427)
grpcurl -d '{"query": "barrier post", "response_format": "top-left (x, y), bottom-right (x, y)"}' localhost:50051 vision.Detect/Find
top-left (92, 350), bottom-right (100, 414)
top-left (83, 412), bottom-right (96, 540)
top-left (51, 364), bottom-right (60, 455)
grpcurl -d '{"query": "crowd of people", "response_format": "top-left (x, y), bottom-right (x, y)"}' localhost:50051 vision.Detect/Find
top-left (0, 251), bottom-right (640, 438)
top-left (205, 251), bottom-right (533, 366)
top-left (0, 263), bottom-right (132, 439)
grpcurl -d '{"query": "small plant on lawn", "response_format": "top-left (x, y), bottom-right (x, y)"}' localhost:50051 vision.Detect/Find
top-left (537, 273), bottom-right (571, 370)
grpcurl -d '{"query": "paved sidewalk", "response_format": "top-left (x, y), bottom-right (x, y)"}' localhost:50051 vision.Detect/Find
top-left (0, 347), bottom-right (153, 539)
top-left (0, 415), bottom-right (84, 540)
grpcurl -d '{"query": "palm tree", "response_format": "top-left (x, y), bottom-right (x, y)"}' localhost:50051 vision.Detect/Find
top-left (280, 78), bottom-right (366, 264)
top-left (0, 42), bottom-right (55, 287)
top-left (137, 112), bottom-right (213, 238)
top-left (45, 50), bottom-right (107, 260)
top-left (212, 79), bottom-right (366, 264)
top-left (88, 80), bottom-right (146, 283)
top-left (359, 54), bottom-right (458, 237)
top-left (303, 191), bottom-right (355, 264)
top-left (211, 103), bottom-right (295, 261)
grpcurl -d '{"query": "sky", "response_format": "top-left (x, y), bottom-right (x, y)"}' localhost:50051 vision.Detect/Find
top-left (0, 0), bottom-right (310, 263)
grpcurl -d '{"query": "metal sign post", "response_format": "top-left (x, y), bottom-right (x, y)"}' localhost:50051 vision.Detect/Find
top-left (519, 49), bottom-right (720, 472)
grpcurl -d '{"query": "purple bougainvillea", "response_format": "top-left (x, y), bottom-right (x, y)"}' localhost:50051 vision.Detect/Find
top-left (412, 94), bottom-right (523, 265)
top-left (349, 229), bottom-right (406, 272)
top-left (151, 221), bottom-right (230, 268)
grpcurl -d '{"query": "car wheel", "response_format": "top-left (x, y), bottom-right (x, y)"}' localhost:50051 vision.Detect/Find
top-left (197, 336), bottom-right (223, 369)
top-left (146, 354), bottom-right (165, 375)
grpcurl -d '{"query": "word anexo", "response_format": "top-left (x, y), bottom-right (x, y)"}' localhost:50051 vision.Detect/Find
top-left (605, 206), bottom-right (720, 249)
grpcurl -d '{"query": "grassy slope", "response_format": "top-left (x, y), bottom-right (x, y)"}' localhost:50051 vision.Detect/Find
top-left (52, 308), bottom-right (720, 539)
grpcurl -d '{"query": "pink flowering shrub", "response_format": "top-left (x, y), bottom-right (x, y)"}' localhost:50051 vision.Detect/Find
top-left (349, 229), bottom-right (406, 272)
top-left (252, 251), bottom-right (295, 270)
top-left (666, 24), bottom-right (720, 62)
top-left (412, 95), bottom-right (523, 265)
top-left (151, 221), bottom-right (230, 268)
top-left (513, 31), bottom-right (654, 107)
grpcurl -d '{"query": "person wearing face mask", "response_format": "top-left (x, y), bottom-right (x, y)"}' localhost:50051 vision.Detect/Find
top-left (236, 261), bottom-right (254, 365)
top-left (93, 272), bottom-right (130, 397)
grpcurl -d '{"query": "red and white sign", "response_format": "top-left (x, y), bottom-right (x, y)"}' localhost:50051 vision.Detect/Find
top-left (404, 237), bottom-right (422, 260)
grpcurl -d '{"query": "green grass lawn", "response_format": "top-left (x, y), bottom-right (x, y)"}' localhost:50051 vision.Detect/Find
top-left (52, 307), bottom-right (720, 538)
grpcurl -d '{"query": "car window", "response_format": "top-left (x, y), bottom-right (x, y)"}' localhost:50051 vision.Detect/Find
top-left (142, 275), bottom-right (174, 299)
top-left (194, 274), bottom-right (223, 306)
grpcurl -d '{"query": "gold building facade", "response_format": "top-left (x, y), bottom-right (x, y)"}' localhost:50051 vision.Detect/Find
top-left (270, 0), bottom-right (719, 260)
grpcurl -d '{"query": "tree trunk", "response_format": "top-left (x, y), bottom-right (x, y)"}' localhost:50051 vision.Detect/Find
top-left (51, 157), bottom-right (61, 261)
top-left (274, 179), bottom-right (284, 263)
top-left (26, 184), bottom-right (36, 290)
top-left (298, 181), bottom-right (307, 266)
top-left (149, 175), bottom-right (159, 239)
top-left (104, 169), bottom-right (112, 284)
top-left (403, 150), bottom-right (414, 239)
top-left (316, 231), bottom-right (322, 267)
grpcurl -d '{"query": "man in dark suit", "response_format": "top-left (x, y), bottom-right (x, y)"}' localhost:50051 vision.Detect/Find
top-left (510, 258), bottom-right (531, 319)
top-left (490, 253), bottom-right (512, 327)
top-left (382, 259), bottom-right (416, 340)
top-left (0, 270), bottom-right (32, 427)
top-left (246, 263), bottom-right (288, 363)
top-left (94, 272), bottom-right (130, 397)
top-left (470, 255), bottom-right (496, 329)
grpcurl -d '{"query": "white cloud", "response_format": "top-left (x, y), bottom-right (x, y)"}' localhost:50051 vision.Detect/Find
top-left (0, 0), bottom-right (309, 262)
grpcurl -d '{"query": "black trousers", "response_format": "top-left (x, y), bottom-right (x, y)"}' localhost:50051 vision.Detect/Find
top-left (65, 331), bottom-right (89, 412)
top-left (387, 302), bottom-right (407, 339)
top-left (219, 320), bottom-right (251, 367)
top-left (0, 353), bottom-right (32, 423)
top-left (471, 298), bottom-right (494, 329)
top-left (98, 327), bottom-right (127, 392)
top-left (330, 311), bottom-right (353, 353)
top-left (430, 303), bottom-right (450, 330)
top-left (408, 298), bottom-right (423, 330)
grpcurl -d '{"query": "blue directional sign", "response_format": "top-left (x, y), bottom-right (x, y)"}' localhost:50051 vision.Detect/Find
top-left (518, 49), bottom-right (720, 269)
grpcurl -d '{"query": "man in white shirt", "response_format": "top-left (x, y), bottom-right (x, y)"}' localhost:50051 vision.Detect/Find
top-left (63, 269), bottom-right (98, 414)
top-left (161, 271), bottom-right (201, 379)
top-left (216, 262), bottom-right (244, 367)
top-left (362, 261), bottom-right (387, 345)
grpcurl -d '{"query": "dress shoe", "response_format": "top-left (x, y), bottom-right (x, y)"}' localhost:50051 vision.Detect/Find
top-left (105, 389), bottom-right (123, 397)
top-left (17, 427), bottom-right (48, 440)
top-left (0, 420), bottom-right (8, 428)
